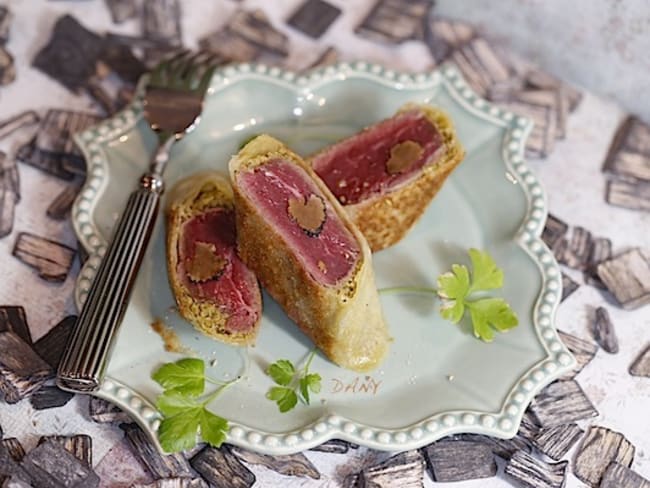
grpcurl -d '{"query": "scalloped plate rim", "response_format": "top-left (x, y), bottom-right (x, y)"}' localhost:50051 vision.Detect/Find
top-left (71, 61), bottom-right (576, 454)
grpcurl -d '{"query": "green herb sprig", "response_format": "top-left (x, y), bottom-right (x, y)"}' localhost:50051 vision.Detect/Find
top-left (266, 349), bottom-right (322, 413)
top-left (380, 248), bottom-right (518, 341)
top-left (152, 358), bottom-right (240, 453)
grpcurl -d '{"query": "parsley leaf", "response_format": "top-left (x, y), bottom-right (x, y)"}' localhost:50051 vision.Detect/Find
top-left (152, 358), bottom-right (205, 397)
top-left (199, 410), bottom-right (229, 448)
top-left (468, 248), bottom-right (503, 292)
top-left (152, 358), bottom-right (241, 453)
top-left (157, 391), bottom-right (201, 416)
top-left (158, 407), bottom-right (202, 453)
top-left (267, 359), bottom-right (295, 386)
top-left (266, 350), bottom-right (321, 413)
top-left (437, 263), bottom-right (470, 323)
top-left (299, 373), bottom-right (322, 404)
top-left (467, 298), bottom-right (519, 341)
top-left (437, 263), bottom-right (470, 301)
top-left (436, 249), bottom-right (518, 341)
top-left (267, 386), bottom-right (298, 412)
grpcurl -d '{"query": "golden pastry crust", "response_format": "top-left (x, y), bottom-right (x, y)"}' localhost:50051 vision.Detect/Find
top-left (230, 135), bottom-right (391, 372)
top-left (166, 171), bottom-right (261, 346)
top-left (312, 104), bottom-right (466, 252)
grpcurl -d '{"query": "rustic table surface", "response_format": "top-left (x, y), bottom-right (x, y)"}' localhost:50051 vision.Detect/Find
top-left (0, 1), bottom-right (648, 487)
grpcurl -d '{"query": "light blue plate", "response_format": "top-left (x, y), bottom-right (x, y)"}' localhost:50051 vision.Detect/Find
top-left (72, 63), bottom-right (575, 454)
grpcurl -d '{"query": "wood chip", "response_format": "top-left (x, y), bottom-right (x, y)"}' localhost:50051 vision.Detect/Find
top-left (0, 111), bottom-right (40, 142)
top-left (21, 440), bottom-right (99, 488)
top-left (532, 423), bottom-right (583, 461)
top-left (12, 232), bottom-right (76, 282)
top-left (359, 450), bottom-right (424, 487)
top-left (309, 439), bottom-right (358, 454)
top-left (502, 100), bottom-right (556, 157)
top-left (558, 226), bottom-right (592, 270)
top-left (229, 446), bottom-right (319, 479)
top-left (288, 0), bottom-right (341, 39)
top-left (600, 462), bottom-right (650, 488)
top-left (88, 396), bottom-right (132, 423)
top-left (305, 46), bottom-right (339, 71)
top-left (16, 141), bottom-right (74, 180)
top-left (99, 40), bottom-right (147, 85)
top-left (423, 440), bottom-right (497, 482)
top-left (2, 439), bottom-right (25, 463)
top-left (606, 177), bottom-right (650, 212)
top-left (561, 272), bottom-right (579, 302)
top-left (597, 248), bottom-right (650, 309)
top-left (0, 6), bottom-right (11, 45)
top-left (573, 426), bottom-right (635, 487)
top-left (629, 344), bottom-right (650, 377)
top-left (34, 315), bottom-right (75, 369)
top-left (542, 213), bottom-right (568, 249)
top-left (29, 385), bottom-right (74, 410)
top-left (584, 237), bottom-right (612, 288)
top-left (525, 68), bottom-right (582, 112)
top-left (0, 152), bottom-right (20, 198)
top-left (515, 88), bottom-right (567, 140)
top-left (46, 183), bottom-right (82, 221)
top-left (121, 424), bottom-right (194, 479)
top-left (452, 37), bottom-right (517, 100)
top-left (199, 29), bottom-right (259, 63)
top-left (504, 450), bottom-right (567, 488)
top-left (33, 15), bottom-right (105, 92)
top-left (229, 9), bottom-right (288, 56)
top-left (517, 409), bottom-right (543, 443)
top-left (557, 330), bottom-right (598, 380)
top-left (199, 9), bottom-right (288, 63)
top-left (1, 191), bottom-right (17, 237)
top-left (17, 109), bottom-right (100, 179)
top-left (142, 0), bottom-right (182, 46)
top-left (0, 331), bottom-right (52, 404)
top-left (0, 45), bottom-right (15, 85)
top-left (603, 117), bottom-right (650, 182)
top-left (424, 16), bottom-right (475, 63)
top-left (105, 0), bottom-right (138, 24)
top-left (134, 479), bottom-right (209, 488)
top-left (0, 306), bottom-right (31, 345)
top-left (0, 440), bottom-right (25, 488)
top-left (607, 151), bottom-right (650, 183)
top-left (37, 435), bottom-right (92, 466)
top-left (0, 441), bottom-right (31, 486)
top-left (529, 380), bottom-right (598, 428)
top-left (190, 445), bottom-right (255, 488)
top-left (450, 433), bottom-right (532, 460)
top-left (36, 108), bottom-right (100, 161)
top-left (592, 306), bottom-right (618, 353)
top-left (356, 0), bottom-right (430, 43)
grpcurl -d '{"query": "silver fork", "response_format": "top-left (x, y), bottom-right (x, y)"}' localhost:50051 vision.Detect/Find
top-left (57, 52), bottom-right (218, 393)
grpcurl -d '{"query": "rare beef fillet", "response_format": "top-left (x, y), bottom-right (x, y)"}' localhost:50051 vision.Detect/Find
top-left (311, 103), bottom-right (465, 251)
top-left (230, 135), bottom-right (390, 372)
top-left (166, 172), bottom-right (262, 345)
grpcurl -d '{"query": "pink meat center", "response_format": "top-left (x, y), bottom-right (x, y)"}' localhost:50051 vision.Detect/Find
top-left (238, 160), bottom-right (360, 286)
top-left (178, 209), bottom-right (260, 332)
top-left (312, 110), bottom-right (443, 205)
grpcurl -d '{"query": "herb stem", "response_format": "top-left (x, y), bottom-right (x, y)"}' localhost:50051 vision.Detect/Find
top-left (204, 377), bottom-right (232, 386)
top-left (378, 286), bottom-right (438, 296)
top-left (201, 376), bottom-right (241, 406)
top-left (302, 348), bottom-right (317, 376)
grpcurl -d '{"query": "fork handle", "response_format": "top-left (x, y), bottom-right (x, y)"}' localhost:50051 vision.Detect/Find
top-left (57, 175), bottom-right (163, 393)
